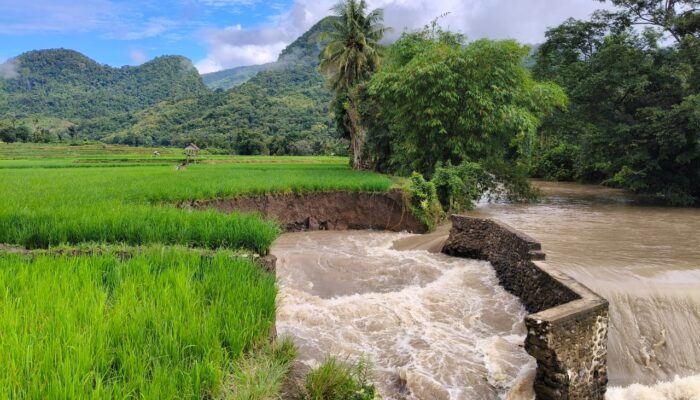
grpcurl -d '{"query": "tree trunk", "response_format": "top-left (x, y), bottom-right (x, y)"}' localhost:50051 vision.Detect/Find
top-left (346, 94), bottom-right (366, 170)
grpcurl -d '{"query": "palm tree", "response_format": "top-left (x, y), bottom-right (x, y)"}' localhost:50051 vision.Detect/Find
top-left (320, 0), bottom-right (388, 169)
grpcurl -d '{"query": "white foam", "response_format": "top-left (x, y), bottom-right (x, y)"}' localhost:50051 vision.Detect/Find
top-left (607, 374), bottom-right (700, 400)
top-left (274, 231), bottom-right (534, 400)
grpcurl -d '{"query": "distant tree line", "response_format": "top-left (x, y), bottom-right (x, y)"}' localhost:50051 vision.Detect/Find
top-left (532, 0), bottom-right (700, 205)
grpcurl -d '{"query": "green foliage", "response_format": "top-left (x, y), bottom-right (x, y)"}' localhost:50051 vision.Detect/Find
top-left (224, 338), bottom-right (297, 400)
top-left (0, 247), bottom-right (276, 399)
top-left (295, 357), bottom-right (382, 400)
top-left (407, 172), bottom-right (443, 230)
top-left (369, 30), bottom-right (566, 176)
top-left (0, 49), bottom-right (206, 120)
top-left (431, 162), bottom-right (493, 212)
top-left (533, 12), bottom-right (700, 205)
top-left (532, 143), bottom-right (579, 181)
top-left (366, 26), bottom-right (563, 202)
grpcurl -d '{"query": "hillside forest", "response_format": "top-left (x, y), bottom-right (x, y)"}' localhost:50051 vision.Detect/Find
top-left (0, 0), bottom-right (698, 205)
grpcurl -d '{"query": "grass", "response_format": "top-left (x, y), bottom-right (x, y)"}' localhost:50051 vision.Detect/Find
top-left (223, 338), bottom-right (297, 400)
top-left (295, 357), bottom-right (381, 400)
top-left (0, 247), bottom-right (276, 399)
top-left (0, 148), bottom-right (391, 253)
top-left (0, 143), bottom-right (395, 398)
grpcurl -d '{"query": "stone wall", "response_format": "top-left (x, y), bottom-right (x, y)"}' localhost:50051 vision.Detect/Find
top-left (443, 215), bottom-right (609, 400)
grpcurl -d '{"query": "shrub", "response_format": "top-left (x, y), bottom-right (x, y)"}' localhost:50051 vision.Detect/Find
top-left (407, 172), bottom-right (443, 230)
top-left (295, 357), bottom-right (382, 400)
top-left (431, 161), bottom-right (493, 212)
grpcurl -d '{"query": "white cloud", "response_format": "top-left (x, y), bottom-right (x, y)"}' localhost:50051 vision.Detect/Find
top-left (0, 59), bottom-right (19, 79)
top-left (103, 17), bottom-right (182, 40)
top-left (195, 0), bottom-right (609, 73)
top-left (0, 0), bottom-right (117, 34)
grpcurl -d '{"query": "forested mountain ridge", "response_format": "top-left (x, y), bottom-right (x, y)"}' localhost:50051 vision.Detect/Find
top-left (200, 16), bottom-right (334, 90)
top-left (0, 49), bottom-right (207, 119)
top-left (1, 18), bottom-right (340, 153)
top-left (80, 17), bottom-right (341, 155)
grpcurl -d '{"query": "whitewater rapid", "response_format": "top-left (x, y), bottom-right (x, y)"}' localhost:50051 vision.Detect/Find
top-left (273, 230), bottom-right (535, 400)
top-left (273, 181), bottom-right (700, 399)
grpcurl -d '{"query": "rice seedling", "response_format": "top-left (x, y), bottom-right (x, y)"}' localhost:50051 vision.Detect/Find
top-left (0, 247), bottom-right (276, 399)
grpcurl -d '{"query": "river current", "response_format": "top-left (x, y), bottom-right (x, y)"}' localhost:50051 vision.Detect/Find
top-left (273, 181), bottom-right (700, 399)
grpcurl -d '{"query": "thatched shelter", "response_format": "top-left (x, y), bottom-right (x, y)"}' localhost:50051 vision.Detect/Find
top-left (184, 143), bottom-right (200, 156)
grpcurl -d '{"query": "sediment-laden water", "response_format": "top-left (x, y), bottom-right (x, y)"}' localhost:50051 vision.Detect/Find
top-left (473, 181), bottom-right (700, 398)
top-left (273, 231), bottom-right (535, 400)
top-left (274, 181), bottom-right (700, 399)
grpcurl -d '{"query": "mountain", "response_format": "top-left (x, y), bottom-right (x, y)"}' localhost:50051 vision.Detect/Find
top-left (200, 17), bottom-right (334, 90)
top-left (78, 17), bottom-right (342, 155)
top-left (202, 63), bottom-right (273, 90)
top-left (0, 49), bottom-right (207, 120)
top-left (1, 18), bottom-right (341, 155)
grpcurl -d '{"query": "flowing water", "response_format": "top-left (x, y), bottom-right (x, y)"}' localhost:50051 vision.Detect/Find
top-left (473, 181), bottom-right (700, 398)
top-left (273, 230), bottom-right (535, 400)
top-left (273, 181), bottom-right (700, 399)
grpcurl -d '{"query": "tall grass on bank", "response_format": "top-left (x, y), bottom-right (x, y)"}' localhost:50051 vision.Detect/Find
top-left (0, 162), bottom-right (391, 252)
top-left (0, 247), bottom-right (276, 399)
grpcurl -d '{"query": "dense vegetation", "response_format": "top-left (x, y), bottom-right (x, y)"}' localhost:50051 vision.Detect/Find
top-left (0, 49), bottom-right (206, 120)
top-left (0, 19), bottom-right (340, 155)
top-left (532, 0), bottom-right (700, 204)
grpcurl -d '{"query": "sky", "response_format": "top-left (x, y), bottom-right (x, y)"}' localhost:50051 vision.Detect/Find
top-left (0, 0), bottom-right (611, 74)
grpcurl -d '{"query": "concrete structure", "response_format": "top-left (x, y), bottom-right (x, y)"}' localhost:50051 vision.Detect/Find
top-left (442, 215), bottom-right (609, 400)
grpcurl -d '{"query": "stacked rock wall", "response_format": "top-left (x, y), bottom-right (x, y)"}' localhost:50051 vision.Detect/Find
top-left (443, 215), bottom-right (609, 400)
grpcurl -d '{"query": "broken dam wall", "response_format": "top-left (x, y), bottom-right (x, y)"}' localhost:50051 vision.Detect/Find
top-left (442, 214), bottom-right (609, 400)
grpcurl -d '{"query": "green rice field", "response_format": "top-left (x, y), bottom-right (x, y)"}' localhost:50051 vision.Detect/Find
top-left (0, 143), bottom-right (393, 398)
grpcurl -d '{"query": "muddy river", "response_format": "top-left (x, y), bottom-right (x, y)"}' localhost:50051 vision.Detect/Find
top-left (273, 181), bottom-right (700, 399)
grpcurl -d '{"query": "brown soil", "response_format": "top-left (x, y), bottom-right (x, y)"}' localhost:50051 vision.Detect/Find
top-left (188, 189), bottom-right (427, 233)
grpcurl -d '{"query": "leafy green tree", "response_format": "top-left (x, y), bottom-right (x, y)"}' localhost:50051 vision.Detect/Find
top-left (594, 0), bottom-right (700, 42)
top-left (534, 12), bottom-right (700, 204)
top-left (320, 0), bottom-right (388, 169)
top-left (368, 27), bottom-right (567, 186)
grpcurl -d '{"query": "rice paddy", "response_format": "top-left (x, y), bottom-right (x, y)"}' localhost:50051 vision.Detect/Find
top-left (0, 143), bottom-right (394, 398)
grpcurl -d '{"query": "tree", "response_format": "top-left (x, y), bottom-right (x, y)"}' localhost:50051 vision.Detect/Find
top-left (533, 15), bottom-right (700, 205)
top-left (368, 28), bottom-right (567, 180)
top-left (595, 0), bottom-right (700, 42)
top-left (320, 0), bottom-right (388, 169)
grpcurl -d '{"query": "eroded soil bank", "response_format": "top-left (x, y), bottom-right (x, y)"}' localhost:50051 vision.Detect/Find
top-left (188, 189), bottom-right (427, 233)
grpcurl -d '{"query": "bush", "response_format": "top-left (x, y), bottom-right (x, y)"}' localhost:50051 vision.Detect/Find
top-left (296, 357), bottom-right (382, 400)
top-left (407, 172), bottom-right (443, 230)
top-left (431, 161), bottom-right (493, 212)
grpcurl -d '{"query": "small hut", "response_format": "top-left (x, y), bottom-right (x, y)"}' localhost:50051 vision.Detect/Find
top-left (184, 143), bottom-right (200, 164)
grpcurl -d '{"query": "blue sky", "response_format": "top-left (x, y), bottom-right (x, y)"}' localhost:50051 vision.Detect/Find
top-left (0, 0), bottom-right (608, 73)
